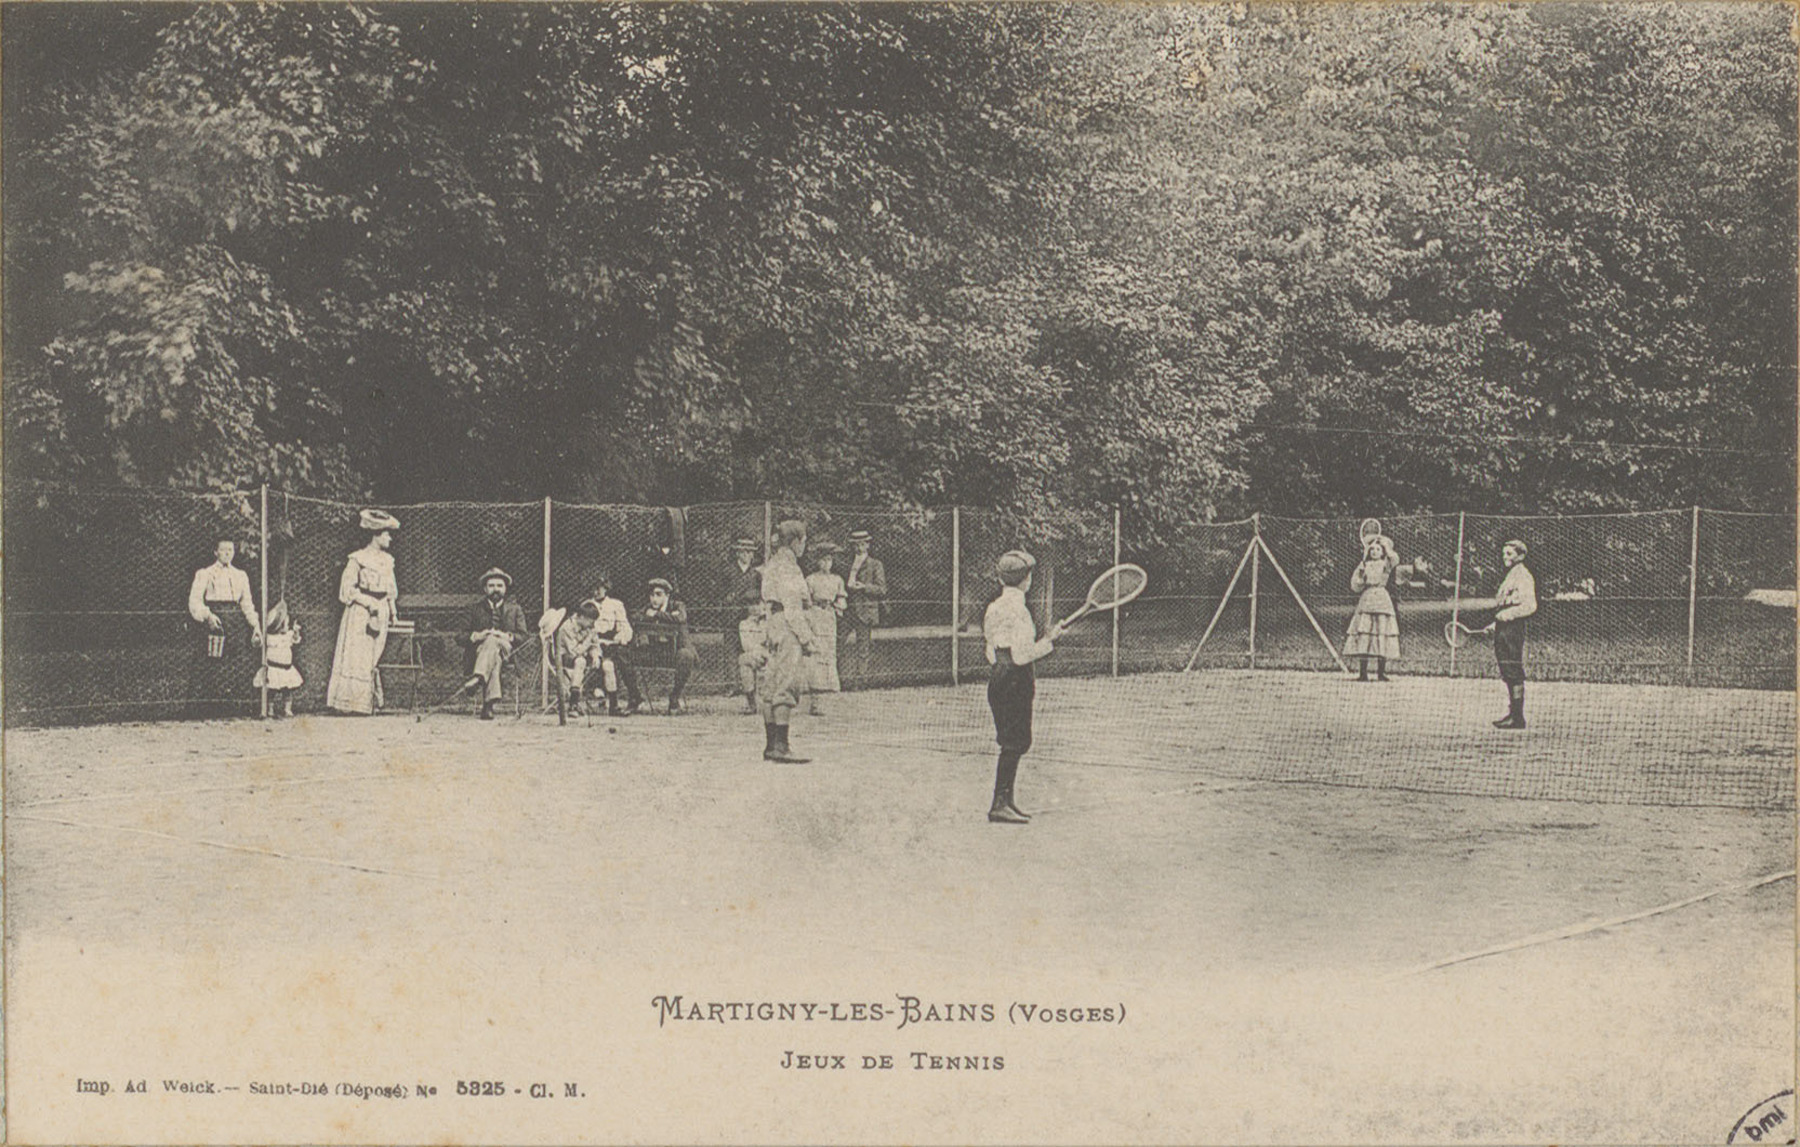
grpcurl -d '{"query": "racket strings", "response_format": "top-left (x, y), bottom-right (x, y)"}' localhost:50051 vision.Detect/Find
top-left (1087, 564), bottom-right (1148, 609)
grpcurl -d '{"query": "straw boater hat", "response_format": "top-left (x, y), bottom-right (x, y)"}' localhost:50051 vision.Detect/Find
top-left (479, 567), bottom-right (512, 588)
top-left (812, 541), bottom-right (842, 557)
top-left (358, 508), bottom-right (400, 532)
top-left (849, 529), bottom-right (872, 543)
top-left (732, 535), bottom-right (758, 552)
top-left (647, 577), bottom-right (673, 593)
top-left (995, 549), bottom-right (1036, 586)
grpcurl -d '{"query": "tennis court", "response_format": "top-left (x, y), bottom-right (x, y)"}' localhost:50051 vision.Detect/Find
top-left (6, 668), bottom-right (1791, 1143)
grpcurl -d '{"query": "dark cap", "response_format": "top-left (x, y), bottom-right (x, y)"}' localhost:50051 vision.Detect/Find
top-left (995, 549), bottom-right (1036, 585)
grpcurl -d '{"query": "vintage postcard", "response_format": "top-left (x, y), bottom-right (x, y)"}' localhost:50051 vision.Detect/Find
top-left (3, 3), bottom-right (1794, 1143)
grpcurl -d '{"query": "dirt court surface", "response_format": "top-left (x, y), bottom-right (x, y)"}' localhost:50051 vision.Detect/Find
top-left (6, 670), bottom-right (1794, 1144)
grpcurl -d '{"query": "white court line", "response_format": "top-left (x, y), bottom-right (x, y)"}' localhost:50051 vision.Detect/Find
top-left (1393, 869), bottom-right (1796, 979)
top-left (10, 769), bottom-right (410, 809)
top-left (6, 812), bottom-right (442, 881)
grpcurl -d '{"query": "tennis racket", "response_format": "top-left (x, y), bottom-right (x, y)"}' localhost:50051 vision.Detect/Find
top-left (1359, 518), bottom-right (1382, 542)
top-left (1057, 563), bottom-right (1149, 629)
top-left (1443, 619), bottom-right (1494, 649)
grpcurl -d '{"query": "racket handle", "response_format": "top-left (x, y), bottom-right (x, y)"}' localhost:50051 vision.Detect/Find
top-left (1058, 603), bottom-right (1094, 629)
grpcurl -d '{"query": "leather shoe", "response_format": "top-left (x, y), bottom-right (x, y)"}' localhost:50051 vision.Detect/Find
top-left (766, 750), bottom-right (812, 764)
top-left (1492, 714), bottom-right (1526, 729)
top-left (1005, 801), bottom-right (1032, 821)
top-left (987, 805), bottom-right (1029, 825)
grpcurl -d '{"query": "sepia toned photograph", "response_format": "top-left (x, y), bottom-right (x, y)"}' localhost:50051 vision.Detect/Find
top-left (2, 2), bottom-right (1794, 1143)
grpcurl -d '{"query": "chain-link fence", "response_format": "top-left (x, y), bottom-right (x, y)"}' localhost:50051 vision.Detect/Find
top-left (5, 482), bottom-right (1793, 724)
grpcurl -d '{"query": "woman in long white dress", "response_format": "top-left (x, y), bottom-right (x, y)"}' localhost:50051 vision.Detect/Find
top-left (805, 543), bottom-right (847, 713)
top-left (326, 509), bottom-right (400, 714)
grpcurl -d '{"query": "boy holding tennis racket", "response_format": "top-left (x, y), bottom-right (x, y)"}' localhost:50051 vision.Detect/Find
top-left (983, 550), bottom-right (1068, 825)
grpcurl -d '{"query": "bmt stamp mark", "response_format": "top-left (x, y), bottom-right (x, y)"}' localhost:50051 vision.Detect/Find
top-left (1729, 1090), bottom-right (1794, 1145)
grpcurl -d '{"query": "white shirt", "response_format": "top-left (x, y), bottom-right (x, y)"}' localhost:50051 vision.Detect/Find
top-left (188, 562), bottom-right (258, 628)
top-left (983, 586), bottom-right (1054, 666)
top-left (1495, 563), bottom-right (1538, 622)
top-left (593, 595), bottom-right (633, 645)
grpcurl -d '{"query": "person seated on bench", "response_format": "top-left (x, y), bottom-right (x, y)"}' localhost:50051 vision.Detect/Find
top-left (551, 599), bottom-right (604, 716)
top-left (462, 568), bottom-right (529, 720)
top-left (634, 577), bottom-right (700, 715)
top-left (590, 573), bottom-right (643, 716)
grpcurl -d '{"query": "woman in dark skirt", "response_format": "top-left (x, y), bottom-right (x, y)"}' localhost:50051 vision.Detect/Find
top-left (981, 549), bottom-right (1067, 825)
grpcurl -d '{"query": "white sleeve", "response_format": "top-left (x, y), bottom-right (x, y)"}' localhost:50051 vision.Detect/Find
top-left (996, 601), bottom-right (1055, 665)
top-left (233, 568), bottom-right (260, 629)
top-left (1496, 568), bottom-right (1539, 621)
top-left (188, 570), bottom-right (213, 623)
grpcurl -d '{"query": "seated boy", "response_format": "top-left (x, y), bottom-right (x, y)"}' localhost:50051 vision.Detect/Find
top-left (590, 574), bottom-right (642, 716)
top-left (551, 600), bottom-right (603, 715)
top-left (635, 577), bottom-right (701, 714)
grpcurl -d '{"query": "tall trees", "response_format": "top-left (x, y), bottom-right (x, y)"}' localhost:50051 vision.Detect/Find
top-left (6, 2), bottom-right (1793, 524)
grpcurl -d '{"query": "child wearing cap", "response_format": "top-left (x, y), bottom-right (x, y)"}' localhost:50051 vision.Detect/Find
top-left (982, 549), bottom-right (1067, 825)
top-left (637, 577), bottom-right (699, 714)
top-left (551, 599), bottom-right (604, 716)
top-left (737, 601), bottom-right (771, 710)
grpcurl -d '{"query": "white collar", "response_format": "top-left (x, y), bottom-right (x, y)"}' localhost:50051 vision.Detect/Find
top-left (1000, 585), bottom-right (1027, 602)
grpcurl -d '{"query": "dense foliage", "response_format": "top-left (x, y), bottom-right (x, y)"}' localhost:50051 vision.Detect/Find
top-left (5, 2), bottom-right (1794, 537)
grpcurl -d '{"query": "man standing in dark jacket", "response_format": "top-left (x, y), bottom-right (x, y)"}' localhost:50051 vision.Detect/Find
top-left (844, 528), bottom-right (887, 686)
top-left (723, 535), bottom-right (763, 709)
top-left (462, 568), bottom-right (530, 720)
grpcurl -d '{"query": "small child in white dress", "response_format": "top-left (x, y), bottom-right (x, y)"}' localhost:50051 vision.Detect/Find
top-left (254, 601), bottom-right (304, 717)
